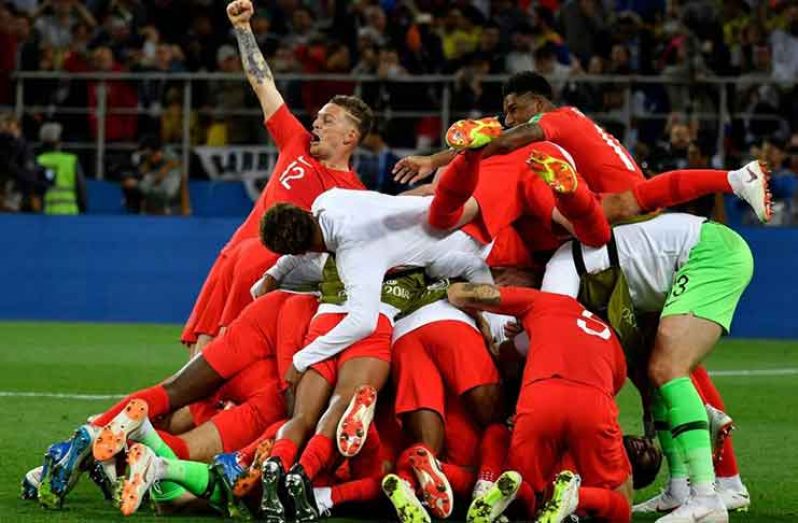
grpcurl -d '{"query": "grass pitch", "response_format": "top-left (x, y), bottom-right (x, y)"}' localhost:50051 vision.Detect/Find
top-left (0, 322), bottom-right (797, 522)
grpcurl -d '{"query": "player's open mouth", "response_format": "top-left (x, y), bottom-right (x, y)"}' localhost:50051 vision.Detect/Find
top-left (310, 132), bottom-right (321, 143)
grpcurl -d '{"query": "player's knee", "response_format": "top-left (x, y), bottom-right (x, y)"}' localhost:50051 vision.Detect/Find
top-left (463, 385), bottom-right (504, 426)
top-left (648, 357), bottom-right (685, 388)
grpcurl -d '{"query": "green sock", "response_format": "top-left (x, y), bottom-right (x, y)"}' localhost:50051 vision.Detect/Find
top-left (160, 459), bottom-right (212, 497)
top-left (652, 391), bottom-right (688, 479)
top-left (660, 377), bottom-right (715, 491)
top-left (138, 427), bottom-right (177, 459)
top-left (136, 425), bottom-right (189, 502)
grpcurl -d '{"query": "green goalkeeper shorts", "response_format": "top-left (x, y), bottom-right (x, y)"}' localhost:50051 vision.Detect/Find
top-left (661, 221), bottom-right (753, 333)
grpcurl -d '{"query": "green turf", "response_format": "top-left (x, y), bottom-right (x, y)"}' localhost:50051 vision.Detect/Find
top-left (0, 322), bottom-right (797, 521)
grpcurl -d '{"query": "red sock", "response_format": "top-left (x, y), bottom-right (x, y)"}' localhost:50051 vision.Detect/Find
top-left (440, 461), bottom-right (476, 496)
top-left (91, 385), bottom-right (171, 428)
top-left (691, 366), bottom-right (739, 477)
top-left (516, 480), bottom-right (537, 517)
top-left (331, 477), bottom-right (382, 505)
top-left (238, 419), bottom-right (286, 466)
top-left (577, 487), bottom-right (631, 523)
top-left (298, 435), bottom-right (336, 480)
top-left (154, 429), bottom-right (190, 459)
top-left (632, 169), bottom-right (732, 212)
top-left (478, 423), bottom-right (510, 483)
top-left (270, 438), bottom-right (299, 471)
top-left (555, 176), bottom-right (610, 247)
top-left (350, 424), bottom-right (383, 479)
top-left (429, 150), bottom-right (481, 230)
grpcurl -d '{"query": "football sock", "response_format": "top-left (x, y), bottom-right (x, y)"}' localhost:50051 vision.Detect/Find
top-left (660, 377), bottom-right (716, 494)
top-left (350, 424), bottom-right (383, 479)
top-left (269, 438), bottom-right (299, 471)
top-left (516, 480), bottom-right (537, 517)
top-left (91, 386), bottom-right (170, 428)
top-left (653, 391), bottom-right (688, 480)
top-left (690, 366), bottom-right (740, 477)
top-left (298, 435), bottom-right (335, 480)
top-left (632, 170), bottom-right (732, 212)
top-left (440, 461), bottom-right (476, 496)
top-left (553, 174), bottom-right (610, 247)
top-left (478, 423), bottom-right (510, 483)
top-left (428, 150), bottom-right (481, 230)
top-left (331, 477), bottom-right (382, 505)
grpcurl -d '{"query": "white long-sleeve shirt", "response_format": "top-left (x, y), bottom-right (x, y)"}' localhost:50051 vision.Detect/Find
top-left (267, 188), bottom-right (493, 372)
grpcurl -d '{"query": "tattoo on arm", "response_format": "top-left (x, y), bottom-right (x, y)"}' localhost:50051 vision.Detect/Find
top-left (234, 27), bottom-right (273, 85)
top-left (460, 283), bottom-right (501, 305)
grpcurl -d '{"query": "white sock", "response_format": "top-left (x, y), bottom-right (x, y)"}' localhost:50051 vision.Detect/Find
top-left (692, 481), bottom-right (716, 497)
top-left (153, 456), bottom-right (169, 482)
top-left (313, 486), bottom-right (333, 513)
top-left (669, 476), bottom-right (690, 499)
top-left (130, 417), bottom-right (155, 442)
top-left (717, 475), bottom-right (745, 492)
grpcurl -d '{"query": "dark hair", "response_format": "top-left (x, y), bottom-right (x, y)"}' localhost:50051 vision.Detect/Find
top-left (259, 203), bottom-right (317, 254)
top-left (502, 71), bottom-right (553, 100)
top-left (330, 94), bottom-right (374, 142)
top-left (624, 435), bottom-right (663, 489)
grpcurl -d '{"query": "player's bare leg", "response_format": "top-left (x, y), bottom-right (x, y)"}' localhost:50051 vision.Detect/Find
top-left (261, 370), bottom-right (332, 523)
top-left (403, 409), bottom-right (445, 454)
top-left (178, 421), bottom-right (224, 463)
top-left (285, 358), bottom-right (390, 523)
top-left (648, 314), bottom-right (728, 522)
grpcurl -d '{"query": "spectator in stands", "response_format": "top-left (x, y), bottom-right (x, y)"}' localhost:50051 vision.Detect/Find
top-left (87, 46), bottom-right (138, 142)
top-left (33, 0), bottom-right (97, 60)
top-left (251, 12), bottom-right (279, 57)
top-left (533, 43), bottom-right (574, 99)
top-left (505, 25), bottom-right (535, 74)
top-left (284, 6), bottom-right (319, 51)
top-left (647, 119), bottom-right (694, 174)
top-left (122, 135), bottom-right (181, 215)
top-left (0, 112), bottom-right (47, 212)
top-left (452, 55), bottom-right (491, 115)
top-left (531, 6), bottom-right (567, 62)
top-left (37, 122), bottom-right (86, 214)
top-left (358, 128), bottom-right (402, 195)
top-left (761, 135), bottom-right (797, 225)
top-left (465, 21), bottom-right (504, 74)
top-left (208, 44), bottom-right (256, 144)
top-left (771, 4), bottom-right (798, 82)
top-left (359, 5), bottom-right (389, 47)
top-left (559, 0), bottom-right (609, 64)
top-left (402, 12), bottom-right (444, 74)
top-left (440, 7), bottom-right (482, 65)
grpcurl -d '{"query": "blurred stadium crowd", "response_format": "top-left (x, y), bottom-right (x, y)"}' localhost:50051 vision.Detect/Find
top-left (1, 0), bottom-right (797, 221)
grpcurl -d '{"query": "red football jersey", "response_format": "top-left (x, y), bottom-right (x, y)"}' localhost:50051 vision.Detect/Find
top-left (534, 106), bottom-right (645, 193)
top-left (460, 141), bottom-right (562, 245)
top-left (495, 287), bottom-right (626, 397)
top-left (226, 105), bottom-right (365, 249)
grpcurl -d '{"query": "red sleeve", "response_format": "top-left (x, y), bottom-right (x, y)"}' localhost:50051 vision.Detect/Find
top-left (265, 104), bottom-right (312, 151)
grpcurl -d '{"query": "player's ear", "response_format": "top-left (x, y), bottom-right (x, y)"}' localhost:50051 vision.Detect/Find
top-left (344, 126), bottom-right (359, 146)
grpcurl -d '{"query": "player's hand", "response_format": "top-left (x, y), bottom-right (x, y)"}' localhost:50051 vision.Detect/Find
top-left (393, 155), bottom-right (435, 185)
top-left (250, 274), bottom-right (278, 299)
top-left (503, 321), bottom-right (523, 340)
top-left (227, 0), bottom-right (254, 28)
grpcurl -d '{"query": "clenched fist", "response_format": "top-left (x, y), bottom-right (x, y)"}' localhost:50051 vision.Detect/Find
top-left (227, 0), bottom-right (254, 27)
